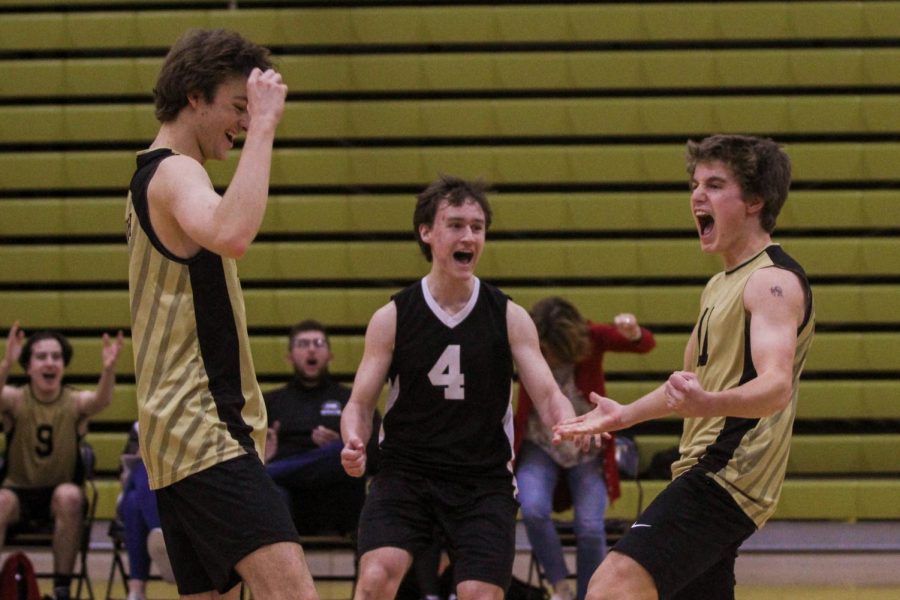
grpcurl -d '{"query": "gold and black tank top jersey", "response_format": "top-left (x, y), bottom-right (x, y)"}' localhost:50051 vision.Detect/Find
top-left (671, 244), bottom-right (815, 527)
top-left (2, 386), bottom-right (82, 489)
top-left (126, 148), bottom-right (266, 490)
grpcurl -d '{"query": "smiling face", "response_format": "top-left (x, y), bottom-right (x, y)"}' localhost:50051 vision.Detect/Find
top-left (289, 330), bottom-right (333, 386)
top-left (690, 160), bottom-right (765, 267)
top-left (26, 338), bottom-right (65, 399)
top-left (191, 75), bottom-right (249, 162)
top-left (419, 199), bottom-right (486, 280)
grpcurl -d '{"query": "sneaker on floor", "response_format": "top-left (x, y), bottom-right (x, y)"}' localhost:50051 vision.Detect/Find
top-left (147, 527), bottom-right (176, 584)
top-left (550, 583), bottom-right (575, 600)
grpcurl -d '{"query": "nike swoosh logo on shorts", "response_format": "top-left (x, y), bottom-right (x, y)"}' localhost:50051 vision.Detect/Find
top-left (631, 523), bottom-right (651, 529)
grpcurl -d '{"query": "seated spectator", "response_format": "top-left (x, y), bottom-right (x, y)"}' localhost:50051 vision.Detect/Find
top-left (513, 298), bottom-right (655, 600)
top-left (0, 322), bottom-right (124, 600)
top-left (118, 421), bottom-right (175, 600)
top-left (265, 320), bottom-right (379, 535)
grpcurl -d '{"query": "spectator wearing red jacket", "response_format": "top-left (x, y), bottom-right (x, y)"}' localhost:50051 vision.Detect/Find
top-left (514, 297), bottom-right (655, 600)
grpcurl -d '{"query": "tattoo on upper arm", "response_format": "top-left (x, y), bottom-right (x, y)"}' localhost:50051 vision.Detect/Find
top-left (770, 286), bottom-right (783, 298)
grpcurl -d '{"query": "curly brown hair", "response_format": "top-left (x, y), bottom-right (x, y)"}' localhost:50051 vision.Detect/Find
top-left (686, 134), bottom-right (791, 234)
top-left (153, 29), bottom-right (273, 123)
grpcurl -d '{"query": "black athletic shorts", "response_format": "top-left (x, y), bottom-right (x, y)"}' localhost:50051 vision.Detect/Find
top-left (612, 467), bottom-right (757, 600)
top-left (357, 469), bottom-right (518, 591)
top-left (6, 486), bottom-right (80, 524)
top-left (155, 453), bottom-right (300, 595)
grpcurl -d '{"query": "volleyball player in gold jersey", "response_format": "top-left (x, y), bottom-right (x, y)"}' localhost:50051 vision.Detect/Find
top-left (126, 29), bottom-right (317, 600)
top-left (555, 135), bottom-right (814, 600)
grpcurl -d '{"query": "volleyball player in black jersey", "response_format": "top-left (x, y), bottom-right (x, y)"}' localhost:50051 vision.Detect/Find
top-left (341, 176), bottom-right (581, 600)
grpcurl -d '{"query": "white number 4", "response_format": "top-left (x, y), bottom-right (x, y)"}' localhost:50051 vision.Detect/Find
top-left (428, 345), bottom-right (465, 400)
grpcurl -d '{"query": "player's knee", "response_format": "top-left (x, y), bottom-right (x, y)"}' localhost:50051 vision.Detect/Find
top-left (456, 580), bottom-right (503, 600)
top-left (0, 490), bottom-right (19, 524)
top-left (587, 553), bottom-right (656, 600)
top-left (52, 484), bottom-right (84, 518)
top-left (357, 561), bottom-right (403, 598)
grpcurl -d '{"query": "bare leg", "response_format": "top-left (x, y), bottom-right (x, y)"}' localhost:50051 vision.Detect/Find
top-left (0, 489), bottom-right (21, 548)
top-left (236, 541), bottom-right (318, 600)
top-left (353, 547), bottom-right (413, 600)
top-left (51, 483), bottom-right (84, 575)
top-left (456, 580), bottom-right (504, 600)
top-left (213, 584), bottom-right (242, 600)
top-left (181, 582), bottom-right (241, 600)
top-left (585, 551), bottom-right (657, 600)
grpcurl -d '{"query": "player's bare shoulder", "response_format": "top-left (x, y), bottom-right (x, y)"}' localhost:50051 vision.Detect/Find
top-left (506, 300), bottom-right (539, 346)
top-left (744, 265), bottom-right (806, 326)
top-left (0, 385), bottom-right (25, 412)
top-left (149, 153), bottom-right (213, 201)
top-left (365, 301), bottom-right (398, 350)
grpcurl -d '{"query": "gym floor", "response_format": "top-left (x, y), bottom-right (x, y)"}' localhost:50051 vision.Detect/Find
top-left (8, 521), bottom-right (900, 600)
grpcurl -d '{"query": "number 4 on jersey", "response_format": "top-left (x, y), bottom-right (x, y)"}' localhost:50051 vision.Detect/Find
top-left (428, 345), bottom-right (465, 400)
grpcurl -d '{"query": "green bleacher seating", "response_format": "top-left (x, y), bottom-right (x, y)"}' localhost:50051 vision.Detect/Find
top-left (632, 434), bottom-right (900, 476)
top-left (2, 191), bottom-right (898, 238)
top-left (3, 283), bottom-right (898, 330)
top-left (4, 49), bottom-right (900, 100)
top-left (2, 238), bottom-right (899, 284)
top-left (40, 331), bottom-right (900, 379)
top-left (3, 96), bottom-right (900, 143)
top-left (2, 3), bottom-right (899, 52)
top-left (3, 144), bottom-right (900, 191)
top-left (0, 0), bottom-right (897, 525)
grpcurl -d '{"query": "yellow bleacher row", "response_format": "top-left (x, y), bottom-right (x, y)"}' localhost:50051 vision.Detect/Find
top-left (0, 1), bottom-right (896, 526)
top-left (638, 434), bottom-right (900, 477)
top-left (70, 422), bottom-right (900, 521)
top-left (4, 96), bottom-right (900, 144)
top-left (3, 144), bottom-right (900, 191)
top-left (84, 379), bottom-right (900, 425)
top-left (31, 332), bottom-right (900, 379)
top-left (2, 191), bottom-right (898, 237)
top-left (76, 431), bottom-right (900, 477)
top-left (3, 49), bottom-right (900, 99)
top-left (1, 238), bottom-right (898, 283)
top-left (79, 475), bottom-right (899, 523)
top-left (2, 284), bottom-right (898, 329)
top-left (2, 2), bottom-right (900, 50)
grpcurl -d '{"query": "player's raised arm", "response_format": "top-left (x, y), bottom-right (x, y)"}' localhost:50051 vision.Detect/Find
top-left (74, 330), bottom-right (125, 417)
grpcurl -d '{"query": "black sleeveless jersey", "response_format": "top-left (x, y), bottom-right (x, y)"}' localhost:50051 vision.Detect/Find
top-left (379, 278), bottom-right (515, 484)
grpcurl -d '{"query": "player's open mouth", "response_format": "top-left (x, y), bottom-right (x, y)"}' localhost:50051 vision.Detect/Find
top-left (453, 251), bottom-right (474, 264)
top-left (225, 132), bottom-right (235, 145)
top-left (42, 372), bottom-right (57, 382)
top-left (696, 213), bottom-right (714, 236)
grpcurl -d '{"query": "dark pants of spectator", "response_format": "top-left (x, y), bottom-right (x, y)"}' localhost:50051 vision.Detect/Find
top-left (266, 440), bottom-right (366, 535)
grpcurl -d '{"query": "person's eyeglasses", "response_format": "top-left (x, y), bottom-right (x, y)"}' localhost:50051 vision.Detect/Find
top-left (293, 338), bottom-right (327, 349)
